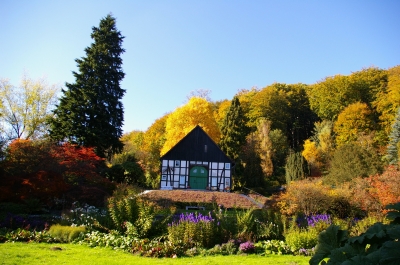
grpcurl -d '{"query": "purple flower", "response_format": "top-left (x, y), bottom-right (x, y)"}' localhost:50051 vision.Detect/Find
top-left (307, 214), bottom-right (331, 227)
top-left (239, 241), bottom-right (255, 253)
top-left (168, 212), bottom-right (214, 226)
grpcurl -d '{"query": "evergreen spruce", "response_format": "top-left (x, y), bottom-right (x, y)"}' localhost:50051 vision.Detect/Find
top-left (285, 151), bottom-right (309, 184)
top-left (219, 96), bottom-right (248, 188)
top-left (49, 14), bottom-right (125, 159)
top-left (386, 107), bottom-right (400, 165)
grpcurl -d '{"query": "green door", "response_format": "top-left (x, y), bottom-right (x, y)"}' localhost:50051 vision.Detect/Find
top-left (189, 166), bottom-right (208, 189)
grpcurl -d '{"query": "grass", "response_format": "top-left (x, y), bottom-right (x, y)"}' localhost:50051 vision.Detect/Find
top-left (0, 242), bottom-right (310, 265)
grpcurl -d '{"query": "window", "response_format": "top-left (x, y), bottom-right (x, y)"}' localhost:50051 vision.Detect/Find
top-left (211, 178), bottom-right (217, 186)
top-left (162, 175), bottom-right (167, 180)
top-left (175, 160), bottom-right (180, 167)
top-left (225, 163), bottom-right (231, 169)
top-left (179, 176), bottom-right (186, 185)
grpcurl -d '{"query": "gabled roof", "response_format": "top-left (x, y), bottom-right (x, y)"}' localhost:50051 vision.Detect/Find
top-left (160, 125), bottom-right (233, 164)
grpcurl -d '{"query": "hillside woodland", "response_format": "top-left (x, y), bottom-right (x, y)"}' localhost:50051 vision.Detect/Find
top-left (123, 66), bottom-right (400, 190)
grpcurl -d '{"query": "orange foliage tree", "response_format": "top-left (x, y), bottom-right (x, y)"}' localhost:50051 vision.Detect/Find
top-left (0, 139), bottom-right (113, 207)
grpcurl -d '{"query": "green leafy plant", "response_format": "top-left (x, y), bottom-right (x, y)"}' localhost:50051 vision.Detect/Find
top-left (310, 202), bottom-right (400, 265)
top-left (284, 227), bottom-right (319, 253)
top-left (78, 230), bottom-right (136, 251)
top-left (255, 240), bottom-right (292, 255)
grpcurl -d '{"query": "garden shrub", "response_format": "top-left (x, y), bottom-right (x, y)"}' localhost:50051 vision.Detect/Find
top-left (284, 227), bottom-right (319, 253)
top-left (278, 179), bottom-right (333, 216)
top-left (167, 212), bottom-right (218, 249)
top-left (235, 208), bottom-right (255, 241)
top-left (221, 240), bottom-right (239, 255)
top-left (107, 193), bottom-right (171, 238)
top-left (185, 246), bottom-right (206, 257)
top-left (348, 214), bottom-right (385, 237)
top-left (48, 224), bottom-right (86, 242)
top-left (206, 244), bottom-right (224, 255)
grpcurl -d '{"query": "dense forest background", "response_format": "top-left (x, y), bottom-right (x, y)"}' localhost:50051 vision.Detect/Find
top-left (122, 65), bottom-right (400, 193)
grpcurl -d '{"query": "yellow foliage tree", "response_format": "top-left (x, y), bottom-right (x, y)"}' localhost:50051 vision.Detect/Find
top-left (161, 97), bottom-right (220, 155)
top-left (374, 65), bottom-right (400, 135)
top-left (302, 120), bottom-right (335, 176)
top-left (302, 139), bottom-right (322, 169)
top-left (213, 99), bottom-right (231, 129)
top-left (0, 74), bottom-right (60, 140)
top-left (256, 119), bottom-right (274, 177)
top-left (334, 102), bottom-right (374, 146)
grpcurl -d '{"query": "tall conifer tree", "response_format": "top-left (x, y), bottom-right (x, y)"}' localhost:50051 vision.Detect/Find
top-left (49, 14), bottom-right (125, 159)
top-left (219, 96), bottom-right (248, 188)
top-left (386, 107), bottom-right (400, 165)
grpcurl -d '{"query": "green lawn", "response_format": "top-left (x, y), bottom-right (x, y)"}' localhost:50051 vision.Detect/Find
top-left (0, 242), bottom-right (310, 265)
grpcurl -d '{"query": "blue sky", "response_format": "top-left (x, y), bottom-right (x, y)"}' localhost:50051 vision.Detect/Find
top-left (1, 0), bottom-right (399, 133)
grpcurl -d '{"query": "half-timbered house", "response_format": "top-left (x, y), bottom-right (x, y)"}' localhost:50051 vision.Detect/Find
top-left (160, 125), bottom-right (233, 191)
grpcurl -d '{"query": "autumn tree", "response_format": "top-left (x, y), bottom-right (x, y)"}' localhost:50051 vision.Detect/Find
top-left (308, 74), bottom-right (352, 120)
top-left (247, 84), bottom-right (289, 132)
top-left (302, 120), bottom-right (335, 175)
top-left (0, 74), bottom-right (59, 140)
top-left (161, 97), bottom-right (219, 155)
top-left (245, 83), bottom-right (316, 150)
top-left (49, 14), bottom-right (125, 159)
top-left (373, 65), bottom-right (400, 136)
top-left (283, 83), bottom-right (318, 150)
top-left (256, 119), bottom-right (274, 177)
top-left (213, 99), bottom-right (231, 129)
top-left (334, 102), bottom-right (375, 146)
top-left (308, 67), bottom-right (386, 121)
top-left (236, 87), bottom-right (258, 126)
top-left (140, 115), bottom-right (168, 188)
top-left (241, 119), bottom-right (273, 188)
top-left (0, 139), bottom-right (112, 206)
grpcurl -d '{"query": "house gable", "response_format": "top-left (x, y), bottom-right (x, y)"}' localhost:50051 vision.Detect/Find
top-left (161, 125), bottom-right (232, 163)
